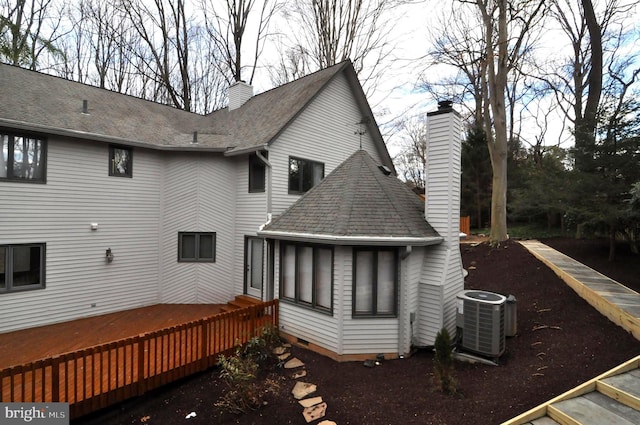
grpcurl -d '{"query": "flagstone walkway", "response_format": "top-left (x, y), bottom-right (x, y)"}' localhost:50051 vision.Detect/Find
top-left (273, 345), bottom-right (336, 424)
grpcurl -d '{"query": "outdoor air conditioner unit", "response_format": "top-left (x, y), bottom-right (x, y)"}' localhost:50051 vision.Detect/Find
top-left (456, 290), bottom-right (506, 358)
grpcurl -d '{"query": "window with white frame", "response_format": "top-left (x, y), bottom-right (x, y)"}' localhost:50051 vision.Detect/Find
top-left (178, 232), bottom-right (216, 262)
top-left (1, 132), bottom-right (46, 182)
top-left (352, 248), bottom-right (398, 317)
top-left (0, 244), bottom-right (46, 293)
top-left (280, 242), bottom-right (333, 313)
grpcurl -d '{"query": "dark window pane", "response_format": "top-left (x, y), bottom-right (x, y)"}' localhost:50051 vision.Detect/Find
top-left (288, 158), bottom-right (300, 192)
top-left (110, 146), bottom-right (132, 177)
top-left (0, 247), bottom-right (6, 290)
top-left (199, 234), bottom-right (214, 259)
top-left (181, 234), bottom-right (196, 259)
top-left (249, 153), bottom-right (266, 192)
top-left (0, 133), bottom-right (46, 182)
top-left (288, 157), bottom-right (324, 194)
top-left (12, 245), bottom-right (41, 287)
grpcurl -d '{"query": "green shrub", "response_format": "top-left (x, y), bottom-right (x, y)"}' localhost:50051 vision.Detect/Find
top-left (215, 326), bottom-right (282, 414)
top-left (433, 327), bottom-right (457, 395)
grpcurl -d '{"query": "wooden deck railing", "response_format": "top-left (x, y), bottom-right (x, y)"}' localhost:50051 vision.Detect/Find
top-left (0, 300), bottom-right (278, 419)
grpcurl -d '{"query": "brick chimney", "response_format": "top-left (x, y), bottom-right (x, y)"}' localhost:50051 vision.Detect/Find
top-left (416, 100), bottom-right (464, 345)
top-left (228, 81), bottom-right (253, 111)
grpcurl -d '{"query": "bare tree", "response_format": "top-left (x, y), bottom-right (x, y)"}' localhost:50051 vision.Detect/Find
top-left (392, 114), bottom-right (428, 191)
top-left (202, 0), bottom-right (280, 84)
top-left (472, 0), bottom-right (547, 244)
top-left (276, 0), bottom-right (397, 91)
top-left (545, 0), bottom-right (636, 170)
top-left (120, 0), bottom-right (194, 111)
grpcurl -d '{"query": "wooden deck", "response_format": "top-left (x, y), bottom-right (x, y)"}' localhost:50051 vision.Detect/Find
top-left (503, 355), bottom-right (640, 424)
top-left (0, 299), bottom-right (278, 419)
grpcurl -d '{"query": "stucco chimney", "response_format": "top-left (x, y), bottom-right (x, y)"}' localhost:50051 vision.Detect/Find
top-left (228, 81), bottom-right (253, 110)
top-left (417, 100), bottom-right (464, 344)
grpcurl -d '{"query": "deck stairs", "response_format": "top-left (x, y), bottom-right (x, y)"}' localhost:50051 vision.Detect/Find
top-left (503, 356), bottom-right (640, 424)
top-left (221, 295), bottom-right (263, 313)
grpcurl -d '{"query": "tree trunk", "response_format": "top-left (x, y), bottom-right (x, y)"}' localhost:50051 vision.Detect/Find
top-left (489, 142), bottom-right (508, 244)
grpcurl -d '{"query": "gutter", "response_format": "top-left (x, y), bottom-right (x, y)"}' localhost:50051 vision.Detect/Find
top-left (256, 230), bottom-right (443, 247)
top-left (0, 119), bottom-right (229, 153)
top-left (223, 144), bottom-right (269, 157)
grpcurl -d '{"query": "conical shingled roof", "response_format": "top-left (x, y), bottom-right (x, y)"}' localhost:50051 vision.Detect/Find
top-left (259, 150), bottom-right (441, 245)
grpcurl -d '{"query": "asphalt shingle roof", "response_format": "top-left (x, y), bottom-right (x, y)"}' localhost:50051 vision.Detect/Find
top-left (260, 150), bottom-right (441, 244)
top-left (0, 61), bottom-right (392, 169)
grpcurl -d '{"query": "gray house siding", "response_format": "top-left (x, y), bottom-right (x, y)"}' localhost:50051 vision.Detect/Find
top-left (232, 155), bottom-right (268, 298)
top-left (159, 152), bottom-right (237, 304)
top-left (269, 73), bottom-right (383, 217)
top-left (401, 246), bottom-right (425, 352)
top-left (339, 249), bottom-right (399, 355)
top-left (416, 107), bottom-right (464, 346)
top-left (0, 137), bottom-right (162, 333)
top-left (272, 241), bottom-right (341, 354)
top-left (275, 243), bottom-right (401, 357)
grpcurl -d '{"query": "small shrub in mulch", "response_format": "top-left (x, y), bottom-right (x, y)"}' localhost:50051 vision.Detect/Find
top-left (215, 326), bottom-right (283, 414)
top-left (433, 327), bottom-right (457, 395)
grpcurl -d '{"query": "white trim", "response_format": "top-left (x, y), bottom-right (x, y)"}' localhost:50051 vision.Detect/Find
top-left (257, 230), bottom-right (443, 246)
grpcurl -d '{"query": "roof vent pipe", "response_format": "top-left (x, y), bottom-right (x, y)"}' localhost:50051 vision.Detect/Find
top-left (82, 100), bottom-right (89, 114)
top-left (192, 131), bottom-right (198, 144)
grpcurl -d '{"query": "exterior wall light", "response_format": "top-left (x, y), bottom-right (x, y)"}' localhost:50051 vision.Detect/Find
top-left (106, 248), bottom-right (114, 263)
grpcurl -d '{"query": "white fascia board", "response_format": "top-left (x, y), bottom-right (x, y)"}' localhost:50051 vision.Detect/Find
top-left (223, 144), bottom-right (269, 157)
top-left (256, 230), bottom-right (443, 246)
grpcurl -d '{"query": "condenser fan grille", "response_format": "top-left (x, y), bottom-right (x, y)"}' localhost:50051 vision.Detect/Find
top-left (458, 290), bottom-right (506, 357)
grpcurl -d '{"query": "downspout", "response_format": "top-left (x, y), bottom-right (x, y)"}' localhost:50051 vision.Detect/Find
top-left (256, 149), bottom-right (272, 221)
top-left (256, 149), bottom-right (273, 301)
top-left (398, 245), bottom-right (412, 357)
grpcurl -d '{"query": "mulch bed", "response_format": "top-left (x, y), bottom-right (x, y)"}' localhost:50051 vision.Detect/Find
top-left (75, 238), bottom-right (640, 425)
